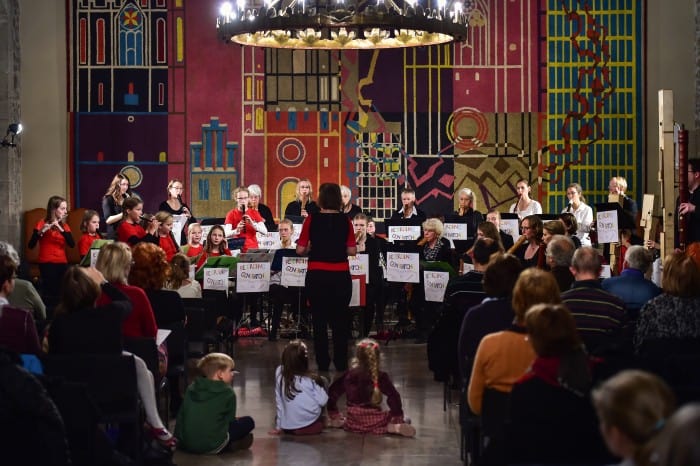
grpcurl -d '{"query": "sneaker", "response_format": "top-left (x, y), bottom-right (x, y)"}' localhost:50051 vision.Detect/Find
top-left (149, 426), bottom-right (177, 449)
top-left (228, 433), bottom-right (254, 452)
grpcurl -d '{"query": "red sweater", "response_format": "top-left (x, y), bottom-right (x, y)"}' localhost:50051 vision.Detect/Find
top-left (117, 221), bottom-right (146, 245)
top-left (158, 233), bottom-right (180, 261)
top-left (186, 244), bottom-right (203, 258)
top-left (32, 220), bottom-right (73, 263)
top-left (78, 232), bottom-right (102, 257)
top-left (224, 208), bottom-right (264, 252)
top-left (96, 283), bottom-right (158, 339)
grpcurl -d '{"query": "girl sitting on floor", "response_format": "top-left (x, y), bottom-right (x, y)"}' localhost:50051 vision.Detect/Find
top-left (269, 340), bottom-right (328, 436)
top-left (327, 338), bottom-right (415, 437)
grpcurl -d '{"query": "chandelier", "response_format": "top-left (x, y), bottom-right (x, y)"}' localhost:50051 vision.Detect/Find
top-left (216, 0), bottom-right (468, 49)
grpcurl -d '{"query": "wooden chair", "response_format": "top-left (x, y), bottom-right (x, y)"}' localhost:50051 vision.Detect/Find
top-left (22, 207), bottom-right (45, 282)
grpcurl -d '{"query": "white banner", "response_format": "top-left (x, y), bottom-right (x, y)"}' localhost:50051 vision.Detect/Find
top-left (348, 253), bottom-right (370, 282)
top-left (424, 271), bottom-right (450, 302)
top-left (281, 257), bottom-right (308, 287)
top-left (443, 223), bottom-right (468, 240)
top-left (236, 262), bottom-right (271, 293)
top-left (349, 278), bottom-right (361, 307)
top-left (203, 267), bottom-right (229, 291)
top-left (387, 225), bottom-right (422, 242)
top-left (257, 231), bottom-right (280, 249)
top-left (386, 252), bottom-right (420, 283)
top-left (596, 210), bottom-right (619, 244)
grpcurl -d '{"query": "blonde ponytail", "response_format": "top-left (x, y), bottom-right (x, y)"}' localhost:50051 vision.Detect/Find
top-left (355, 339), bottom-right (382, 406)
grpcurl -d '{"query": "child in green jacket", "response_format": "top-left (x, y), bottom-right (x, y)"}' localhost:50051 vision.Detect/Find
top-left (175, 353), bottom-right (255, 454)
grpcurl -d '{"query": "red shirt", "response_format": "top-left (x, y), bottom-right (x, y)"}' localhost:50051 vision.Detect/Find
top-left (78, 232), bottom-right (102, 257)
top-left (96, 283), bottom-right (158, 339)
top-left (224, 208), bottom-right (264, 252)
top-left (34, 220), bottom-right (71, 264)
top-left (158, 234), bottom-right (179, 261)
top-left (186, 244), bottom-right (203, 258)
top-left (117, 221), bottom-right (146, 245)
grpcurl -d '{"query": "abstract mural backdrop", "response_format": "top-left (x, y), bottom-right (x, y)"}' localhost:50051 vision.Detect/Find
top-left (68, 0), bottom-right (643, 222)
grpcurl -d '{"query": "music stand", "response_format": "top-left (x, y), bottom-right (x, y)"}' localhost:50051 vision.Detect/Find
top-left (200, 217), bottom-right (226, 226)
top-left (384, 217), bottom-right (423, 253)
top-left (272, 249), bottom-right (306, 338)
top-left (500, 213), bottom-right (520, 245)
top-left (538, 213), bottom-right (561, 222)
top-left (442, 214), bottom-right (472, 256)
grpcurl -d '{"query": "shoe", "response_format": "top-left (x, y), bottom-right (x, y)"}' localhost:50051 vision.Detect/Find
top-left (228, 433), bottom-right (254, 452)
top-left (149, 425), bottom-right (177, 449)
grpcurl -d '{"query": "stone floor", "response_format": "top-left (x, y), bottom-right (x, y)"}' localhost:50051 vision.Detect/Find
top-left (173, 337), bottom-right (463, 466)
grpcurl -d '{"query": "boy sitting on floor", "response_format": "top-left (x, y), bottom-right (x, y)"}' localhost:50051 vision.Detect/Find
top-left (175, 353), bottom-right (255, 454)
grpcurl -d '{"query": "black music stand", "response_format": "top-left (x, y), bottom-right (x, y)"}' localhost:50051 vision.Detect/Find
top-left (271, 249), bottom-right (307, 338)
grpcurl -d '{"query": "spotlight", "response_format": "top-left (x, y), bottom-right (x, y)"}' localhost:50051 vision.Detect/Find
top-left (1, 123), bottom-right (22, 148)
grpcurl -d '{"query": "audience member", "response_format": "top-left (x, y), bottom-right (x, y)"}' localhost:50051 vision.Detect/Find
top-left (602, 245), bottom-right (661, 321)
top-left (95, 242), bottom-right (158, 340)
top-left (467, 268), bottom-right (560, 414)
top-left (546, 234), bottom-right (575, 291)
top-left (297, 183), bottom-right (356, 371)
top-left (168, 253), bottom-right (202, 299)
top-left (0, 241), bottom-right (46, 323)
top-left (592, 370), bottom-right (675, 466)
top-left (457, 253), bottom-right (523, 379)
top-left (652, 403), bottom-right (700, 466)
top-left (327, 339), bottom-right (415, 436)
top-left (0, 255), bottom-right (41, 355)
top-left (562, 246), bottom-right (628, 355)
top-left (269, 340), bottom-right (328, 436)
top-left (448, 237), bottom-right (500, 295)
top-left (48, 266), bottom-right (175, 449)
top-left (634, 251), bottom-right (700, 353)
top-left (503, 303), bottom-right (611, 465)
top-left (558, 212), bottom-right (583, 248)
top-left (175, 353), bottom-right (255, 453)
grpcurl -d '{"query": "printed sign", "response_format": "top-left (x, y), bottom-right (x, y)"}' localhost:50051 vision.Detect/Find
top-left (189, 264), bottom-right (196, 281)
top-left (236, 262), bottom-right (271, 293)
top-left (349, 274), bottom-right (366, 307)
top-left (90, 249), bottom-right (100, 268)
top-left (424, 270), bottom-right (450, 302)
top-left (281, 257), bottom-right (308, 287)
top-left (257, 231), bottom-right (281, 249)
top-left (172, 214), bottom-right (187, 244)
top-left (462, 262), bottom-right (474, 275)
top-left (386, 252), bottom-right (420, 283)
top-left (600, 265), bottom-right (612, 279)
top-left (387, 225), bottom-right (421, 242)
top-left (500, 219), bottom-right (520, 243)
top-left (292, 224), bottom-right (303, 243)
top-left (348, 253), bottom-right (370, 282)
top-left (200, 225), bottom-right (214, 244)
top-left (203, 267), bottom-right (229, 291)
top-left (443, 223), bottom-right (468, 240)
top-left (596, 210), bottom-right (620, 244)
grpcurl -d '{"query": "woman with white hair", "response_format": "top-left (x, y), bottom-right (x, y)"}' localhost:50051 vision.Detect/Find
top-left (340, 185), bottom-right (363, 220)
top-left (248, 184), bottom-right (276, 231)
top-left (455, 187), bottom-right (484, 237)
top-left (0, 241), bottom-right (46, 323)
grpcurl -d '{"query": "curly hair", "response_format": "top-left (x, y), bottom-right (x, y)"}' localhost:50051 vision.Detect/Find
top-left (128, 242), bottom-right (170, 290)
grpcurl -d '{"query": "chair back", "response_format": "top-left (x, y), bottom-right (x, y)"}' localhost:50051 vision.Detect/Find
top-left (65, 207), bottom-right (86, 264)
top-left (23, 208), bottom-right (46, 281)
top-left (480, 388), bottom-right (511, 441)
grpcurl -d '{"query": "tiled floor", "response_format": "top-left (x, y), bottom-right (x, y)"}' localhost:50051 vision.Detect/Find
top-left (173, 337), bottom-right (463, 466)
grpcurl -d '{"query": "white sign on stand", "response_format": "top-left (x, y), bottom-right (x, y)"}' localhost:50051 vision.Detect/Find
top-left (348, 254), bottom-right (370, 282)
top-left (203, 267), bottom-right (229, 291)
top-left (281, 257), bottom-right (308, 287)
top-left (257, 231), bottom-right (280, 249)
top-left (200, 225), bottom-right (214, 244)
top-left (387, 225), bottom-right (422, 242)
top-left (292, 224), bottom-right (303, 243)
top-left (90, 249), bottom-right (101, 267)
top-left (236, 262), bottom-right (271, 293)
top-left (386, 252), bottom-right (420, 283)
top-left (500, 219), bottom-right (520, 244)
top-left (172, 214), bottom-right (188, 243)
top-left (424, 270), bottom-right (450, 302)
top-left (443, 223), bottom-right (468, 241)
top-left (596, 210), bottom-right (620, 244)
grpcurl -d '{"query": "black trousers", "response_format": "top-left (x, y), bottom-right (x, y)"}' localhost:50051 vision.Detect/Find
top-left (305, 269), bottom-right (352, 371)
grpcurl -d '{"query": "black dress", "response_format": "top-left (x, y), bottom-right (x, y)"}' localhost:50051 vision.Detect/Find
top-left (101, 195), bottom-right (126, 240)
top-left (257, 203), bottom-right (276, 231)
top-left (284, 199), bottom-right (320, 217)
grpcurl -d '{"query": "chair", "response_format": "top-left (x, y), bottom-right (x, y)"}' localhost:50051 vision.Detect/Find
top-left (182, 298), bottom-right (220, 357)
top-left (123, 337), bottom-right (170, 424)
top-left (43, 353), bottom-right (142, 461)
top-left (23, 207), bottom-right (46, 283)
top-left (638, 338), bottom-right (700, 404)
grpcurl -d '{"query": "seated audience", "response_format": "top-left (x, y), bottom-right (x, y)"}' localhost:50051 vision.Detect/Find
top-left (545, 234), bottom-right (575, 291)
top-left (457, 253), bottom-right (523, 379)
top-left (0, 255), bottom-right (41, 355)
top-left (0, 241), bottom-right (46, 323)
top-left (652, 403), bottom-right (700, 466)
top-left (129, 242), bottom-right (186, 329)
top-left (168, 253), bottom-right (202, 299)
top-left (467, 268), bottom-right (560, 414)
top-left (47, 266), bottom-right (175, 448)
top-left (634, 251), bottom-right (700, 353)
top-left (562, 246), bottom-right (628, 355)
top-left (448, 237), bottom-right (500, 295)
top-left (592, 370), bottom-right (675, 466)
top-left (95, 242), bottom-right (158, 339)
top-left (602, 245), bottom-right (661, 322)
top-left (502, 304), bottom-right (611, 465)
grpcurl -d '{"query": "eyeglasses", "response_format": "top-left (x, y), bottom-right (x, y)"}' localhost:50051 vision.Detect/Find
top-left (171, 186), bottom-right (183, 190)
